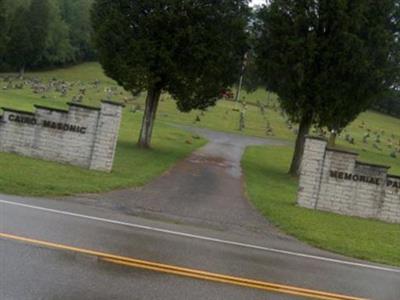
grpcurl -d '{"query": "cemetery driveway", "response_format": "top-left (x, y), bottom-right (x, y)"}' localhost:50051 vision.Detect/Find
top-left (72, 127), bottom-right (289, 235)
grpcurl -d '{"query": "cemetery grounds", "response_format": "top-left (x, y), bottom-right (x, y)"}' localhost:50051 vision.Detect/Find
top-left (0, 62), bottom-right (399, 266)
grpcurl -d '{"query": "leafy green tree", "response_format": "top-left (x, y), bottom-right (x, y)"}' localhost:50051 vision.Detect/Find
top-left (3, 0), bottom-right (30, 18)
top-left (6, 6), bottom-right (31, 74)
top-left (28, 0), bottom-right (51, 68)
top-left (241, 8), bottom-right (265, 94)
top-left (92, 0), bottom-right (250, 148)
top-left (39, 0), bottom-right (74, 66)
top-left (0, 0), bottom-right (7, 61)
top-left (59, 0), bottom-right (95, 62)
top-left (373, 90), bottom-right (400, 118)
top-left (1, 0), bottom-right (95, 70)
top-left (6, 0), bottom-right (50, 73)
top-left (242, 51), bottom-right (265, 94)
top-left (256, 0), bottom-right (400, 176)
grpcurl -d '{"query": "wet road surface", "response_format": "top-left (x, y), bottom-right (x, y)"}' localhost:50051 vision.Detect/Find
top-left (68, 127), bottom-right (290, 234)
top-left (1, 128), bottom-right (399, 299)
top-left (1, 194), bottom-right (399, 300)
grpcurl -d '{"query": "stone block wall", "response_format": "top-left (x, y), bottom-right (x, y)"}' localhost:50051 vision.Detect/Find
top-left (0, 100), bottom-right (124, 172)
top-left (382, 175), bottom-right (400, 222)
top-left (89, 101), bottom-right (123, 172)
top-left (298, 137), bottom-right (400, 223)
top-left (298, 137), bottom-right (327, 209)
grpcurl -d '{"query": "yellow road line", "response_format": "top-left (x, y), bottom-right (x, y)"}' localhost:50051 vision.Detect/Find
top-left (0, 232), bottom-right (368, 300)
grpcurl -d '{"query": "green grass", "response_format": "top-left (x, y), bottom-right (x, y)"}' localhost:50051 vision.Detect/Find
top-left (334, 111), bottom-right (400, 175)
top-left (0, 119), bottom-right (205, 196)
top-left (0, 62), bottom-right (296, 195)
top-left (30, 62), bottom-right (117, 83)
top-left (4, 62), bottom-right (397, 175)
top-left (156, 96), bottom-right (295, 140)
top-left (0, 63), bottom-right (205, 196)
top-left (1, 63), bottom-right (399, 265)
top-left (242, 145), bottom-right (400, 267)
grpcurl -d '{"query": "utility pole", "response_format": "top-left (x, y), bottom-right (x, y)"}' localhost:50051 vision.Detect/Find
top-left (234, 52), bottom-right (248, 103)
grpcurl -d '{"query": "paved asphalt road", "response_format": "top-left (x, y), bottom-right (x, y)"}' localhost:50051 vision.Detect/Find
top-left (66, 128), bottom-right (290, 235)
top-left (0, 197), bottom-right (399, 300)
top-left (1, 128), bottom-right (399, 299)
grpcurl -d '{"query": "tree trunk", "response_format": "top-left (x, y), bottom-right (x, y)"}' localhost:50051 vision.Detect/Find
top-left (138, 86), bottom-right (162, 149)
top-left (234, 52), bottom-right (247, 103)
top-left (289, 114), bottom-right (313, 177)
top-left (234, 74), bottom-right (244, 103)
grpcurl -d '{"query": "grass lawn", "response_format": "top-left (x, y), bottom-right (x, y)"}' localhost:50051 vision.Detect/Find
top-left (0, 119), bottom-right (205, 196)
top-left (1, 62), bottom-right (399, 265)
top-left (0, 62), bottom-right (294, 196)
top-left (0, 62), bottom-right (399, 196)
top-left (4, 62), bottom-right (397, 174)
top-left (0, 64), bottom-right (206, 196)
top-left (242, 145), bottom-right (400, 267)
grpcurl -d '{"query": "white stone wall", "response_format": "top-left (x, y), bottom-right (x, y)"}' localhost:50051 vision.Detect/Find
top-left (0, 101), bottom-right (123, 172)
top-left (298, 137), bottom-right (400, 223)
top-left (89, 102), bottom-right (123, 172)
top-left (317, 150), bottom-right (358, 215)
top-left (381, 176), bottom-right (400, 223)
top-left (0, 110), bottom-right (37, 157)
top-left (33, 105), bottom-right (99, 167)
top-left (298, 137), bottom-right (328, 209)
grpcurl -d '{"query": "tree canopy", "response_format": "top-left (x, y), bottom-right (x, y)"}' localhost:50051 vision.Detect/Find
top-left (28, 0), bottom-right (51, 68)
top-left (373, 90), bottom-right (400, 118)
top-left (256, 0), bottom-right (400, 175)
top-left (92, 0), bottom-right (250, 148)
top-left (0, 0), bottom-right (95, 72)
top-left (0, 0), bottom-right (7, 63)
top-left (6, 6), bottom-right (32, 74)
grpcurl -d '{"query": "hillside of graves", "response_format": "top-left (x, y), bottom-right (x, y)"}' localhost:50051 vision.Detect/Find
top-left (0, 63), bottom-right (205, 196)
top-left (0, 62), bottom-right (399, 196)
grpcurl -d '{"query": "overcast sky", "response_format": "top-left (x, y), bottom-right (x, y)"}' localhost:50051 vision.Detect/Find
top-left (251, 0), bottom-right (266, 6)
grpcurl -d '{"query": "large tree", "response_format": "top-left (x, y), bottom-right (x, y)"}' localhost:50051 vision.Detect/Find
top-left (59, 0), bottom-right (96, 62)
top-left (6, 0), bottom-right (50, 74)
top-left (0, 0), bottom-right (7, 61)
top-left (0, 0), bottom-right (96, 71)
top-left (256, 0), bottom-right (400, 176)
top-left (38, 0), bottom-right (74, 67)
top-left (6, 6), bottom-right (31, 74)
top-left (92, 0), bottom-right (250, 148)
top-left (28, 0), bottom-right (51, 68)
